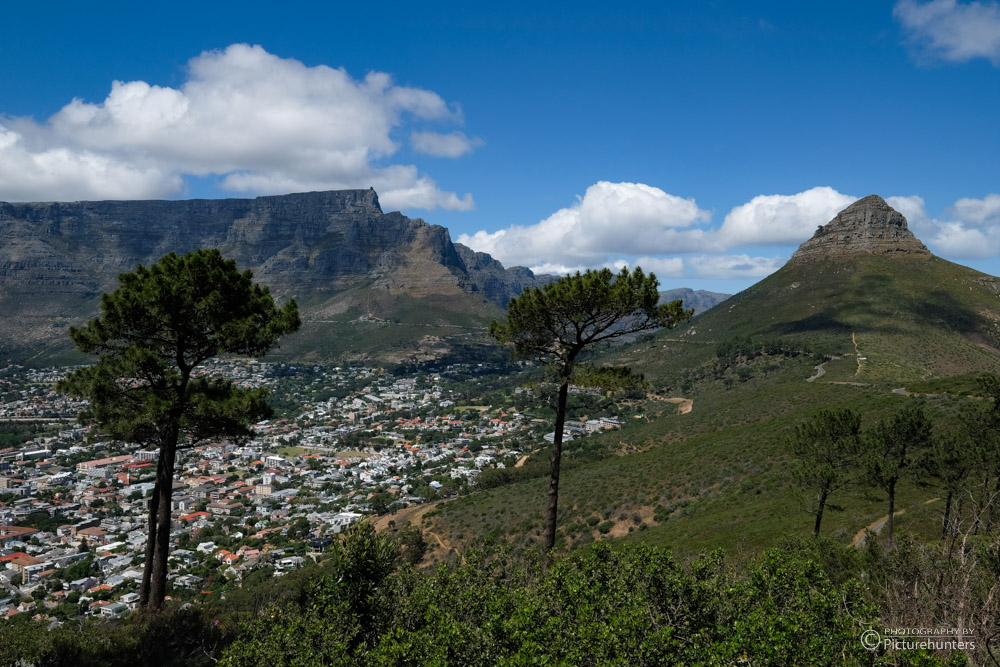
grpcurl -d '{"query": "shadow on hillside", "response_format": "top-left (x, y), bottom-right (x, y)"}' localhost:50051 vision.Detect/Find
top-left (767, 312), bottom-right (851, 336)
top-left (911, 289), bottom-right (985, 335)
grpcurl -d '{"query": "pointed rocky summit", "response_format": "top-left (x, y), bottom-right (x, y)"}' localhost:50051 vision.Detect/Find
top-left (790, 195), bottom-right (929, 260)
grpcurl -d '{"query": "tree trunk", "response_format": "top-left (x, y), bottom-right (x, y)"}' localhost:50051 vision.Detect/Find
top-left (942, 490), bottom-right (954, 540)
top-left (148, 438), bottom-right (178, 611)
top-left (545, 379), bottom-right (570, 553)
top-left (813, 489), bottom-right (829, 538)
top-left (887, 479), bottom-right (897, 542)
top-left (138, 473), bottom-right (161, 607)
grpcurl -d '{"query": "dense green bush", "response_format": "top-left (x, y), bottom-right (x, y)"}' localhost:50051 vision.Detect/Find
top-left (1, 525), bottom-right (965, 666)
top-left (219, 527), bottom-right (942, 666)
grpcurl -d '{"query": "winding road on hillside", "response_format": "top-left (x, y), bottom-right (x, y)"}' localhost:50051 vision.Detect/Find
top-left (806, 363), bottom-right (826, 382)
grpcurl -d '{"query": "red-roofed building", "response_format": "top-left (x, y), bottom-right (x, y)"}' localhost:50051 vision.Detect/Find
top-left (76, 455), bottom-right (132, 472)
top-left (0, 525), bottom-right (39, 547)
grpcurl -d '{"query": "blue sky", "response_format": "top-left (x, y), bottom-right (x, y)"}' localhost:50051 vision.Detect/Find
top-left (2, 1), bottom-right (999, 293)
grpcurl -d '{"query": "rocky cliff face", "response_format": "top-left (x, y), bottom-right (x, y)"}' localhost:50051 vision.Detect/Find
top-left (790, 195), bottom-right (929, 260)
top-left (0, 189), bottom-right (546, 362)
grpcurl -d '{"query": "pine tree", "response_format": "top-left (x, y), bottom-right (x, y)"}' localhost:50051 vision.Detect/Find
top-left (58, 249), bottom-right (300, 610)
top-left (490, 266), bottom-right (690, 551)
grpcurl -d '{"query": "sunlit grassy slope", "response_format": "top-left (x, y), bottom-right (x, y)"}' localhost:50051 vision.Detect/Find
top-left (426, 251), bottom-right (1000, 559)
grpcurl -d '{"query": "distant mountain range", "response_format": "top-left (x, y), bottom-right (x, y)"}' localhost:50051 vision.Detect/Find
top-left (0, 189), bottom-right (735, 365)
top-left (660, 288), bottom-right (730, 316)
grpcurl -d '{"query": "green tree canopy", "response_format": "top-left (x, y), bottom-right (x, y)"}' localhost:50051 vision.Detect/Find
top-left (58, 249), bottom-right (300, 611)
top-left (789, 408), bottom-right (862, 538)
top-left (864, 405), bottom-right (933, 542)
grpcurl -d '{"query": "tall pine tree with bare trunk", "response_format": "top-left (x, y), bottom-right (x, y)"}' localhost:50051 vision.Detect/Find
top-left (789, 409), bottom-right (862, 538)
top-left (490, 267), bottom-right (690, 552)
top-left (58, 249), bottom-right (300, 611)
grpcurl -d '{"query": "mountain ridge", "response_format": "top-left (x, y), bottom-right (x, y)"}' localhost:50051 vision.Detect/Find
top-left (0, 189), bottom-right (547, 362)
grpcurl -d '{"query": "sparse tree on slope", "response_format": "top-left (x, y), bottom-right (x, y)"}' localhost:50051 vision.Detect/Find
top-left (920, 429), bottom-right (981, 538)
top-left (490, 266), bottom-right (691, 552)
top-left (58, 249), bottom-right (300, 610)
top-left (789, 408), bottom-right (862, 538)
top-left (864, 405), bottom-right (932, 542)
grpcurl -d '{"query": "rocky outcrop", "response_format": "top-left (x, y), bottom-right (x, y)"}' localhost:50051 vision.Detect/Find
top-left (453, 244), bottom-right (553, 304)
top-left (790, 195), bottom-right (929, 260)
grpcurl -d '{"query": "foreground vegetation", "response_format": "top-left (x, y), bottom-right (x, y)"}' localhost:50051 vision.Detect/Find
top-left (2, 521), bottom-right (984, 666)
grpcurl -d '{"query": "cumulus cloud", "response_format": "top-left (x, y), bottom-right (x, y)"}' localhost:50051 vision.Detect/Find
top-left (929, 222), bottom-right (1000, 257)
top-left (0, 44), bottom-right (476, 209)
top-left (894, 0), bottom-right (1000, 65)
top-left (609, 254), bottom-right (780, 280)
top-left (951, 193), bottom-right (1000, 226)
top-left (687, 254), bottom-right (785, 279)
top-left (717, 186), bottom-right (857, 247)
top-left (888, 193), bottom-right (1000, 258)
top-left (0, 125), bottom-right (181, 201)
top-left (462, 180), bottom-right (1000, 281)
top-left (607, 257), bottom-right (686, 278)
top-left (411, 131), bottom-right (483, 157)
top-left (457, 181), bottom-right (712, 270)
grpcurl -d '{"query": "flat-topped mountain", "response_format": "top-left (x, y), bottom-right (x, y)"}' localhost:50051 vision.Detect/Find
top-left (0, 189), bottom-right (547, 363)
top-left (791, 194), bottom-right (929, 259)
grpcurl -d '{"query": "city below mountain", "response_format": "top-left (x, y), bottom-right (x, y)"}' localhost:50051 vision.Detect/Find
top-left (2, 193), bottom-right (998, 665)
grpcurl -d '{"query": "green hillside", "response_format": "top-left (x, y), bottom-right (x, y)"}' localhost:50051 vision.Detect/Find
top-left (422, 247), bottom-right (1000, 560)
top-left (643, 252), bottom-right (1000, 383)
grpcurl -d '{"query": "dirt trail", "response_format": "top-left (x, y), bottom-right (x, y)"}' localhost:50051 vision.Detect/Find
top-left (373, 498), bottom-right (463, 561)
top-left (650, 394), bottom-right (693, 414)
top-left (852, 332), bottom-right (862, 375)
top-left (514, 452), bottom-right (537, 468)
top-left (851, 498), bottom-right (941, 547)
top-left (852, 510), bottom-right (906, 547)
top-left (373, 498), bottom-right (444, 533)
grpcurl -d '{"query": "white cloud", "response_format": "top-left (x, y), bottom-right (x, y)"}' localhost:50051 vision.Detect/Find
top-left (529, 262), bottom-right (596, 275)
top-left (457, 181), bottom-right (712, 268)
top-left (0, 44), bottom-right (474, 209)
top-left (0, 125), bottom-right (181, 201)
top-left (717, 186), bottom-right (857, 247)
top-left (687, 254), bottom-right (785, 279)
top-left (894, 0), bottom-right (1000, 65)
top-left (928, 221), bottom-right (1000, 257)
top-left (888, 193), bottom-right (1000, 258)
top-left (951, 193), bottom-right (1000, 226)
top-left (608, 254), bottom-right (782, 280)
top-left (463, 181), bottom-right (1000, 281)
top-left (607, 257), bottom-right (686, 278)
top-left (411, 131), bottom-right (483, 157)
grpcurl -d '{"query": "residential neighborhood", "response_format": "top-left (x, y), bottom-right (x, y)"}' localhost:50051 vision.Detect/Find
top-left (0, 359), bottom-right (626, 623)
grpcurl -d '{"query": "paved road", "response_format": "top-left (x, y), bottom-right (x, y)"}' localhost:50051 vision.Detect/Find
top-left (806, 363), bottom-right (826, 382)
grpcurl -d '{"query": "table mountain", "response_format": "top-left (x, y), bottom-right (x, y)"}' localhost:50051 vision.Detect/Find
top-left (0, 189), bottom-right (547, 363)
